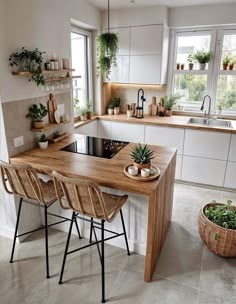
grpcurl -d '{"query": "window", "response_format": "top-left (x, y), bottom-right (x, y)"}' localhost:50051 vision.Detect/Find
top-left (170, 27), bottom-right (236, 115)
top-left (71, 27), bottom-right (93, 117)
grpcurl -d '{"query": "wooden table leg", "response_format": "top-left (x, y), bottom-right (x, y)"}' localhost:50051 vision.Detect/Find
top-left (144, 154), bottom-right (176, 282)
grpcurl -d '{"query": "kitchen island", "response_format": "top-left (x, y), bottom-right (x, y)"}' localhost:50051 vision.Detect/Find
top-left (10, 134), bottom-right (176, 282)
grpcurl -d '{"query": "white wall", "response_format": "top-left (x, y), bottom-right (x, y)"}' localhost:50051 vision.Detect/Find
top-left (169, 3), bottom-right (236, 28)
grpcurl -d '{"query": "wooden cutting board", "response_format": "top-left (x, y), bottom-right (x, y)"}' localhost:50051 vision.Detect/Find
top-left (48, 94), bottom-right (57, 123)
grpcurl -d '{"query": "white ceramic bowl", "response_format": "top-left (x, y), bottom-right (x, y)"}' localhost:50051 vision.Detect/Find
top-left (150, 167), bottom-right (155, 175)
top-left (141, 168), bottom-right (150, 178)
top-left (128, 166), bottom-right (138, 176)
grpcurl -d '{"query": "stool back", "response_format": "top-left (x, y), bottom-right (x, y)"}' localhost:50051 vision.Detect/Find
top-left (0, 161), bottom-right (45, 204)
top-left (52, 171), bottom-right (110, 221)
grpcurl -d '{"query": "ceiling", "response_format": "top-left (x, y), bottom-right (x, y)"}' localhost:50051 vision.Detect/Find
top-left (88, 0), bottom-right (236, 10)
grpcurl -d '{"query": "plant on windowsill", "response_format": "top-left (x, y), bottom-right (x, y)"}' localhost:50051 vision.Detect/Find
top-left (130, 143), bottom-right (155, 171)
top-left (229, 59), bottom-right (235, 70)
top-left (193, 51), bottom-right (213, 70)
top-left (187, 54), bottom-right (194, 70)
top-left (163, 94), bottom-right (181, 117)
top-left (26, 103), bottom-right (48, 129)
top-left (38, 134), bottom-right (48, 149)
top-left (176, 63), bottom-right (180, 70)
top-left (222, 55), bottom-right (231, 70)
top-left (198, 200), bottom-right (236, 257)
top-left (9, 47), bottom-right (46, 86)
top-left (84, 101), bottom-right (92, 120)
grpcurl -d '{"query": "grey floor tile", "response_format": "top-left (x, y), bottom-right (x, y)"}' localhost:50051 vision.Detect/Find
top-left (198, 291), bottom-right (236, 304)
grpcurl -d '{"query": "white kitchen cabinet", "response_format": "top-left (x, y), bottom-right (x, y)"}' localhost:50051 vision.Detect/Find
top-left (110, 56), bottom-right (129, 83)
top-left (75, 120), bottom-right (97, 137)
top-left (145, 125), bottom-right (185, 155)
top-left (111, 122), bottom-right (145, 143)
top-left (184, 130), bottom-right (231, 160)
top-left (97, 120), bottom-right (112, 139)
top-left (113, 27), bottom-right (130, 56)
top-left (224, 161), bottom-right (236, 189)
top-left (228, 134), bottom-right (236, 162)
top-left (130, 25), bottom-right (162, 55)
top-left (182, 156), bottom-right (226, 187)
top-left (175, 155), bottom-right (182, 180)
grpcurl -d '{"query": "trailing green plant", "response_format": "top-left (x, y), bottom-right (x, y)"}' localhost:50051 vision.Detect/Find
top-left (130, 144), bottom-right (155, 164)
top-left (26, 103), bottom-right (48, 121)
top-left (163, 94), bottom-right (181, 110)
top-left (39, 134), bottom-right (48, 142)
top-left (205, 200), bottom-right (236, 231)
top-left (9, 47), bottom-right (46, 86)
top-left (97, 33), bottom-right (119, 78)
top-left (112, 97), bottom-right (120, 108)
top-left (193, 51), bottom-right (213, 64)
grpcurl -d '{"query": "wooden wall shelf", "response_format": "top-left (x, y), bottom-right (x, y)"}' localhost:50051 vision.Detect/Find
top-left (31, 120), bottom-right (70, 132)
top-left (45, 76), bottom-right (81, 82)
top-left (12, 69), bottom-right (75, 76)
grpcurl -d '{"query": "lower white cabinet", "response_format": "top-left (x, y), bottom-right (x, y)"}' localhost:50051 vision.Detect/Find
top-left (75, 120), bottom-right (97, 137)
top-left (175, 155), bottom-right (182, 180)
top-left (228, 134), bottom-right (236, 162)
top-left (224, 161), bottom-right (236, 189)
top-left (111, 122), bottom-right (145, 143)
top-left (182, 156), bottom-right (226, 187)
top-left (110, 56), bottom-right (129, 83)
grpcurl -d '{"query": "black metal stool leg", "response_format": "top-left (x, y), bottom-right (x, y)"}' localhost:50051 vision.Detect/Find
top-left (101, 220), bottom-right (106, 303)
top-left (120, 210), bottom-right (130, 256)
top-left (10, 198), bottom-right (23, 263)
top-left (59, 212), bottom-right (75, 284)
top-left (74, 217), bottom-right (82, 239)
top-left (89, 217), bottom-right (93, 243)
top-left (44, 205), bottom-right (50, 279)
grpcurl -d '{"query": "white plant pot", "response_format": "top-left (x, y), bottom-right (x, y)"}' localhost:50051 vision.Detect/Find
top-left (80, 115), bottom-right (86, 121)
top-left (199, 63), bottom-right (206, 70)
top-left (39, 141), bottom-right (48, 149)
top-left (108, 108), bottom-right (114, 115)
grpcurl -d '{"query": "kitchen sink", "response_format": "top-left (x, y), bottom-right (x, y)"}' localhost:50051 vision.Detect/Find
top-left (187, 117), bottom-right (233, 128)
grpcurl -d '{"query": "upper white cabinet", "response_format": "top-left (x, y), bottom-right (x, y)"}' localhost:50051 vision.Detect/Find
top-left (228, 134), bottom-right (236, 162)
top-left (109, 56), bottom-right (129, 83)
top-left (184, 130), bottom-right (231, 160)
top-left (130, 25), bottom-right (162, 55)
top-left (114, 27), bottom-right (130, 56)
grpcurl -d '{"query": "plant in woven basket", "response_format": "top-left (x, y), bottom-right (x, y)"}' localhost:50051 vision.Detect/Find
top-left (131, 144), bottom-right (155, 170)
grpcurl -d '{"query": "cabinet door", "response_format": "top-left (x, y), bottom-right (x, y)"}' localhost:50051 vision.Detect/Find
top-left (111, 122), bottom-right (145, 143)
top-left (97, 120), bottom-right (112, 139)
top-left (129, 55), bottom-right (161, 84)
top-left (184, 130), bottom-right (231, 160)
top-left (228, 134), bottom-right (236, 162)
top-left (75, 120), bottom-right (97, 137)
top-left (130, 25), bottom-right (162, 55)
top-left (145, 125), bottom-right (185, 155)
top-left (182, 156), bottom-right (226, 187)
top-left (175, 155), bottom-right (182, 180)
top-left (113, 27), bottom-right (130, 55)
top-left (110, 56), bottom-right (129, 83)
top-left (224, 161), bottom-right (236, 189)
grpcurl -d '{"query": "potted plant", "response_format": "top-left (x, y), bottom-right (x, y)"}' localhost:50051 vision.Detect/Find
top-left (198, 200), bottom-right (236, 257)
top-left (113, 97), bottom-right (121, 115)
top-left (107, 103), bottom-right (114, 115)
top-left (163, 94), bottom-right (180, 116)
top-left (180, 63), bottom-right (185, 70)
top-left (222, 55), bottom-right (231, 70)
top-left (130, 143), bottom-right (155, 171)
top-left (97, 33), bottom-right (119, 79)
top-left (80, 108), bottom-right (87, 121)
top-left (9, 47), bottom-right (46, 86)
top-left (176, 63), bottom-right (180, 70)
top-left (84, 101), bottom-right (92, 119)
top-left (187, 54), bottom-right (194, 70)
top-left (26, 103), bottom-right (48, 129)
top-left (38, 134), bottom-right (48, 149)
top-left (193, 51), bottom-right (213, 70)
top-left (229, 59), bottom-right (234, 70)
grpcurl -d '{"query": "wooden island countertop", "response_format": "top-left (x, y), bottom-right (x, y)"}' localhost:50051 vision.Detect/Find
top-left (10, 134), bottom-right (177, 282)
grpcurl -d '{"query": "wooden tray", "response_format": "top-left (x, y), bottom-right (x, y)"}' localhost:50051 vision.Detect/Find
top-left (124, 164), bottom-right (160, 182)
top-left (48, 133), bottom-right (70, 143)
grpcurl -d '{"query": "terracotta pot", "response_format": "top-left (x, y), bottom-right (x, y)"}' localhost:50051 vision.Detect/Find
top-left (223, 63), bottom-right (228, 70)
top-left (176, 64), bottom-right (180, 70)
top-left (133, 162), bottom-right (151, 172)
top-left (180, 64), bottom-right (185, 70)
top-left (165, 110), bottom-right (172, 117)
top-left (33, 121), bottom-right (44, 129)
top-left (229, 64), bottom-right (234, 70)
top-left (85, 113), bottom-right (91, 120)
top-left (114, 107), bottom-right (120, 115)
top-left (189, 63), bottom-right (194, 70)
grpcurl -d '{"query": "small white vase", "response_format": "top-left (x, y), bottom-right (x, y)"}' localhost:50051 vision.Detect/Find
top-left (39, 141), bottom-right (48, 149)
top-left (108, 108), bottom-right (114, 115)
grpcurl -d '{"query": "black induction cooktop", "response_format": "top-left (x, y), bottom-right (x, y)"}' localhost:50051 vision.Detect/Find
top-left (60, 136), bottom-right (129, 159)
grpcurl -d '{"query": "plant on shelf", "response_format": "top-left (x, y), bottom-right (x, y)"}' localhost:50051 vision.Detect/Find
top-left (187, 54), bottom-right (194, 70)
top-left (26, 103), bottom-right (48, 129)
top-left (163, 94), bottom-right (181, 117)
top-left (9, 47), bottom-right (46, 85)
top-left (112, 97), bottom-right (121, 115)
top-left (198, 200), bottom-right (236, 257)
top-left (38, 134), bottom-right (48, 149)
top-left (176, 63), bottom-right (180, 70)
top-left (222, 55), bottom-right (231, 70)
top-left (180, 63), bottom-right (185, 70)
top-left (130, 143), bottom-right (155, 171)
top-left (193, 50), bottom-right (213, 70)
top-left (107, 102), bottom-right (114, 115)
top-left (97, 33), bottom-right (119, 79)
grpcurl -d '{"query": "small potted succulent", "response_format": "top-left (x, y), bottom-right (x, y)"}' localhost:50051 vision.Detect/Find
top-left (198, 200), bottom-right (236, 257)
top-left (229, 59), bottom-right (234, 70)
top-left (176, 63), bottom-right (180, 70)
top-left (84, 101), bottom-right (92, 120)
top-left (193, 51), bottom-right (213, 70)
top-left (107, 103), bottom-right (114, 115)
top-left (113, 97), bottom-right (121, 115)
top-left (130, 143), bottom-right (155, 171)
top-left (180, 63), bottom-right (185, 70)
top-left (222, 55), bottom-right (231, 70)
top-left (80, 108), bottom-right (87, 121)
top-left (26, 103), bottom-right (48, 129)
top-left (187, 54), bottom-right (194, 70)
top-left (163, 94), bottom-right (180, 116)
top-left (38, 134), bottom-right (48, 149)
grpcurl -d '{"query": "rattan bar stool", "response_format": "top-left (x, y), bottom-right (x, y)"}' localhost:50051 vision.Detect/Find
top-left (0, 161), bottom-right (82, 279)
top-left (52, 171), bottom-right (130, 303)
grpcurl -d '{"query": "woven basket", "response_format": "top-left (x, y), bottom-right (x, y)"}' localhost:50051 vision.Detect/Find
top-left (198, 203), bottom-right (236, 257)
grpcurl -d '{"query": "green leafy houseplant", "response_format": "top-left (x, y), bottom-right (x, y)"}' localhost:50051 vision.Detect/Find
top-left (163, 94), bottom-right (181, 116)
top-left (39, 134), bottom-right (48, 142)
top-left (38, 134), bottom-right (48, 149)
top-left (9, 47), bottom-right (46, 86)
top-left (112, 97), bottom-right (120, 108)
top-left (193, 51), bottom-right (213, 64)
top-left (26, 103), bottom-right (48, 129)
top-left (97, 33), bottom-right (119, 79)
top-left (131, 144), bottom-right (155, 170)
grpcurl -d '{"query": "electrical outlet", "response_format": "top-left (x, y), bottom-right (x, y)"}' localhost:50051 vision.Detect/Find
top-left (13, 136), bottom-right (24, 148)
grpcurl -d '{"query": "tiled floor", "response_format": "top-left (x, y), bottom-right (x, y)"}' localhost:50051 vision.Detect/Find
top-left (0, 183), bottom-right (235, 304)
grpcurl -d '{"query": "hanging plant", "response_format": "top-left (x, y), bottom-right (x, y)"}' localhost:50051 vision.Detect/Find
top-left (97, 33), bottom-right (119, 79)
top-left (9, 47), bottom-right (46, 86)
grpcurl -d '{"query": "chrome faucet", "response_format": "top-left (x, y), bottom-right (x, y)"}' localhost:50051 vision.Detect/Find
top-left (200, 95), bottom-right (212, 118)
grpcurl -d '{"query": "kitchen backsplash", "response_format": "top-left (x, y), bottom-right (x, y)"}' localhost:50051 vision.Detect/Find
top-left (2, 92), bottom-right (73, 157)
